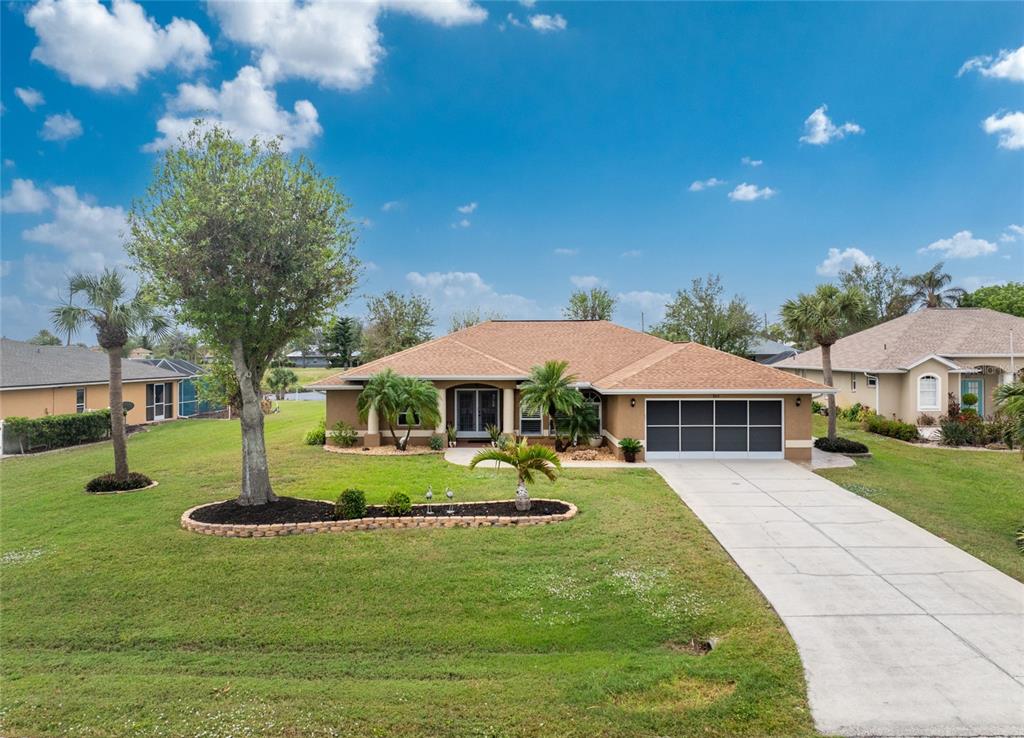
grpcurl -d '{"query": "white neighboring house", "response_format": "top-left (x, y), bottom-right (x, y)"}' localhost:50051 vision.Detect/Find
top-left (286, 349), bottom-right (329, 368)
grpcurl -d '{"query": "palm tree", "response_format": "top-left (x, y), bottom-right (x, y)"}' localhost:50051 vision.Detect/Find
top-left (266, 367), bottom-right (299, 400)
top-left (50, 269), bottom-right (169, 482)
top-left (781, 285), bottom-right (869, 441)
top-left (995, 381), bottom-right (1024, 457)
top-left (356, 369), bottom-right (441, 450)
top-left (469, 439), bottom-right (562, 511)
top-left (906, 263), bottom-right (966, 309)
top-left (519, 360), bottom-right (584, 439)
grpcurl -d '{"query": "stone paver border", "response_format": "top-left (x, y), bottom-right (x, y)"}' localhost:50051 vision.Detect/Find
top-left (181, 498), bottom-right (578, 538)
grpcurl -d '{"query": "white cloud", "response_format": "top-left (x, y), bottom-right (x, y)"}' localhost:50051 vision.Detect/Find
top-left (21, 185), bottom-right (128, 272)
top-left (452, 218), bottom-right (471, 229)
top-left (982, 111), bottom-right (1024, 150)
top-left (146, 66), bottom-right (321, 152)
top-left (728, 183), bottom-right (776, 202)
top-left (528, 13), bottom-right (567, 32)
top-left (621, 249), bottom-right (642, 258)
top-left (207, 0), bottom-right (485, 91)
top-left (618, 290), bottom-right (669, 310)
top-left (741, 156), bottom-right (762, 167)
top-left (518, 0), bottom-right (536, 6)
top-left (816, 247), bottom-right (875, 276)
top-left (958, 45), bottom-right (1024, 82)
top-left (502, 13), bottom-right (524, 29)
top-left (618, 290), bottom-right (671, 326)
top-left (688, 177), bottom-right (725, 192)
top-left (1, 179), bottom-right (50, 213)
top-left (0, 261), bottom-right (10, 278)
top-left (570, 275), bottom-right (603, 289)
top-left (918, 230), bottom-right (998, 259)
top-left (3, 160), bottom-right (14, 168)
top-left (39, 112), bottom-right (82, 141)
top-left (799, 104), bottom-right (863, 145)
top-left (1000, 224), bottom-right (1024, 242)
top-left (553, 248), bottom-right (578, 256)
top-left (380, 200), bottom-right (404, 212)
top-left (26, 0), bottom-right (210, 91)
top-left (14, 87), bottom-right (45, 110)
top-left (406, 270), bottom-right (539, 325)
top-left (961, 276), bottom-right (1005, 292)
top-left (456, 201), bottom-right (477, 214)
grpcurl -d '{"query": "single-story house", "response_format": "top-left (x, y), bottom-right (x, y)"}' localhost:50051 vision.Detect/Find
top-left (311, 320), bottom-right (831, 461)
top-left (0, 338), bottom-right (188, 425)
top-left (133, 357), bottom-right (221, 418)
top-left (773, 308), bottom-right (1023, 421)
top-left (747, 337), bottom-right (798, 365)
top-left (286, 349), bottom-right (329, 368)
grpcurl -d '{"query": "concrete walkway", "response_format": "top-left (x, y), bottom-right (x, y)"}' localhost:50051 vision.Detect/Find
top-left (649, 459), bottom-right (1024, 738)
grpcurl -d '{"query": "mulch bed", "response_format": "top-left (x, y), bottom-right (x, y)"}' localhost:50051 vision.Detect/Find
top-left (189, 496), bottom-right (571, 526)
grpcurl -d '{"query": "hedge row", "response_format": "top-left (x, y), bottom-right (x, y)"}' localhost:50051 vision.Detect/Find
top-left (4, 409), bottom-right (111, 452)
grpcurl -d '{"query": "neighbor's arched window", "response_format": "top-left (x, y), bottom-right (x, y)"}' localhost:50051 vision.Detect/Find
top-left (917, 374), bottom-right (940, 411)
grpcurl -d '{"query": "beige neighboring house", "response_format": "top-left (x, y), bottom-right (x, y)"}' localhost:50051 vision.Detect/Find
top-left (311, 320), bottom-right (831, 462)
top-left (0, 338), bottom-right (187, 426)
top-left (773, 308), bottom-right (1023, 422)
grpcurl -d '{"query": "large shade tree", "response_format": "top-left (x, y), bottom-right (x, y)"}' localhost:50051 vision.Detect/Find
top-left (519, 360), bottom-right (584, 439)
top-left (360, 291), bottom-right (433, 362)
top-left (781, 284), bottom-right (869, 441)
top-left (128, 124), bottom-right (359, 505)
top-left (563, 288), bottom-right (616, 321)
top-left (51, 269), bottom-right (169, 482)
top-left (652, 275), bottom-right (758, 355)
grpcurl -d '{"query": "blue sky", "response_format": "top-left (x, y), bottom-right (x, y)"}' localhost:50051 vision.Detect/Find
top-left (2, 1), bottom-right (1022, 342)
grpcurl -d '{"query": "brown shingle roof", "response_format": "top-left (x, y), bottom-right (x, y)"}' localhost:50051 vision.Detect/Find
top-left (312, 320), bottom-right (829, 393)
top-left (773, 308), bottom-right (1024, 373)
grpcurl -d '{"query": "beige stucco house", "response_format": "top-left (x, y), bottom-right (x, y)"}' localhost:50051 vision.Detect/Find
top-left (0, 338), bottom-right (189, 425)
top-left (773, 308), bottom-right (1022, 422)
top-left (311, 320), bottom-right (831, 462)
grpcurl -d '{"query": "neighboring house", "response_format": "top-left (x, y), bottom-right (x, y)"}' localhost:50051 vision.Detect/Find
top-left (773, 308), bottom-right (1023, 421)
top-left (286, 349), bottom-right (329, 368)
top-left (747, 337), bottom-right (798, 365)
top-left (129, 347), bottom-right (154, 360)
top-left (0, 338), bottom-right (189, 424)
top-left (311, 320), bottom-right (830, 461)
top-left (134, 357), bottom-right (221, 418)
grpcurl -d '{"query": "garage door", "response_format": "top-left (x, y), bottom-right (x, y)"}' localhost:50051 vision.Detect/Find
top-left (645, 399), bottom-right (784, 459)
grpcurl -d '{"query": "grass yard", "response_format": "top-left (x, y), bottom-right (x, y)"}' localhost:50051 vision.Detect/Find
top-left (814, 416), bottom-right (1024, 582)
top-left (1, 402), bottom-right (815, 738)
top-left (289, 366), bottom-right (341, 388)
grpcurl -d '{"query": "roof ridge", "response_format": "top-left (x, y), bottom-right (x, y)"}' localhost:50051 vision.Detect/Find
top-left (320, 332), bottom-right (460, 384)
top-left (593, 343), bottom-right (685, 388)
top-left (448, 337), bottom-right (527, 375)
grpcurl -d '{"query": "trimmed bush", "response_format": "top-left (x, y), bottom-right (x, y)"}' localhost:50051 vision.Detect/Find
top-left (863, 414), bottom-right (920, 442)
top-left (4, 409), bottom-right (111, 453)
top-left (814, 437), bottom-right (869, 454)
top-left (85, 472), bottom-right (152, 493)
top-left (383, 491), bottom-right (412, 517)
top-left (304, 419), bottom-right (326, 446)
top-left (335, 489), bottom-right (367, 520)
top-left (917, 413), bottom-right (936, 426)
top-left (961, 392), bottom-right (978, 408)
top-left (331, 420), bottom-right (358, 448)
top-left (428, 434), bottom-right (444, 451)
top-left (939, 414), bottom-right (984, 447)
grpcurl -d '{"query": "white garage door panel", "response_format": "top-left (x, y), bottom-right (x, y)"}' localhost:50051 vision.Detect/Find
top-left (645, 399), bottom-right (784, 460)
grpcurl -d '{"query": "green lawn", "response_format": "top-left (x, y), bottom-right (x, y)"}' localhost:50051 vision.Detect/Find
top-left (289, 366), bottom-right (340, 388)
top-left (1, 402), bottom-right (815, 738)
top-left (814, 416), bottom-right (1024, 582)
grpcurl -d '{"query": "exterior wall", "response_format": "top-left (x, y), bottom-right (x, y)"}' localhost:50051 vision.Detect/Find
top-left (782, 368), bottom-right (906, 420)
top-left (0, 381), bottom-right (168, 425)
top-left (901, 359), bottom-right (951, 424)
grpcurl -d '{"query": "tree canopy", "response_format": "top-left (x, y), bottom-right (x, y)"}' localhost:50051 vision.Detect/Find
top-left (960, 282), bottom-right (1024, 318)
top-left (906, 262), bottom-right (965, 309)
top-left (28, 329), bottom-right (62, 346)
top-left (360, 291), bottom-right (433, 362)
top-left (651, 275), bottom-right (758, 355)
top-left (563, 288), bottom-right (616, 321)
top-left (837, 261), bottom-right (913, 329)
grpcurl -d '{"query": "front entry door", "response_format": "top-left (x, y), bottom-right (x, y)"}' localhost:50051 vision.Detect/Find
top-left (153, 383), bottom-right (166, 421)
top-left (455, 389), bottom-right (499, 437)
top-left (961, 378), bottom-right (983, 414)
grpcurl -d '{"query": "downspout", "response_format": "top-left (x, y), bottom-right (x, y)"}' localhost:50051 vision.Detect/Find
top-left (865, 373), bottom-right (879, 415)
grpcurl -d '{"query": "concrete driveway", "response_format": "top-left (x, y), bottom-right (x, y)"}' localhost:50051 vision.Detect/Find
top-left (650, 459), bottom-right (1024, 738)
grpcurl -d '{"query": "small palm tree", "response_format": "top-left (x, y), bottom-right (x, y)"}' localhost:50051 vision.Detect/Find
top-left (519, 360), bottom-right (584, 439)
top-left (906, 262), bottom-right (965, 309)
top-left (356, 369), bottom-right (440, 450)
top-left (51, 269), bottom-right (169, 482)
top-left (995, 381), bottom-right (1024, 458)
top-left (469, 439), bottom-right (562, 511)
top-left (782, 285), bottom-right (869, 441)
top-left (266, 367), bottom-right (299, 400)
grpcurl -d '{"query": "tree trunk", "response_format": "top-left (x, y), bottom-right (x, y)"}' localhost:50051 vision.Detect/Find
top-left (822, 342), bottom-right (837, 441)
top-left (107, 348), bottom-right (130, 482)
top-left (515, 477), bottom-right (531, 511)
top-left (231, 340), bottom-right (277, 506)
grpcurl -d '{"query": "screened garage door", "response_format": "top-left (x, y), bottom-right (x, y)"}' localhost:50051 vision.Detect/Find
top-left (645, 399), bottom-right (784, 460)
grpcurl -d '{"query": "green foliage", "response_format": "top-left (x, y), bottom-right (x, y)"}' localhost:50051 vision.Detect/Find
top-left (324, 315), bottom-right (362, 367)
top-left (961, 392), bottom-right (979, 408)
top-left (360, 291), bottom-right (433, 362)
top-left (650, 274), bottom-right (757, 355)
top-left (905, 262), bottom-right (965, 309)
top-left (781, 284), bottom-right (870, 349)
top-left (266, 367), bottom-right (300, 399)
top-left (814, 436), bottom-right (869, 454)
top-left (618, 437), bottom-right (643, 461)
top-left (446, 423), bottom-right (457, 444)
top-left (304, 418), bottom-right (326, 446)
top-left (331, 420), bottom-right (359, 448)
top-left (335, 489), bottom-right (367, 520)
top-left (85, 472), bottom-right (152, 493)
top-left (383, 491), bottom-right (413, 517)
top-left (4, 410), bottom-right (111, 452)
top-left (863, 414), bottom-right (920, 442)
top-left (196, 356), bottom-right (241, 412)
top-left (810, 400), bottom-right (825, 415)
top-left (837, 261), bottom-right (913, 330)
top-left (563, 288), bottom-right (616, 321)
top-left (428, 434), bottom-right (444, 451)
top-left (28, 329), bottom-right (62, 346)
top-left (837, 403), bottom-right (873, 422)
top-left (468, 438), bottom-right (561, 487)
top-left (449, 307), bottom-right (504, 333)
top-left (485, 423), bottom-right (502, 444)
top-left (562, 404), bottom-right (599, 443)
top-left (356, 369), bottom-right (441, 449)
top-left (959, 282), bottom-right (1024, 317)
top-left (939, 413), bottom-right (985, 447)
top-left (519, 360), bottom-right (584, 436)
top-left (917, 413), bottom-right (936, 427)
top-left (154, 329), bottom-right (202, 362)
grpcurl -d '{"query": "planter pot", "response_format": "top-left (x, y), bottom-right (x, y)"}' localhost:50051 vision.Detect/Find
top-left (623, 451), bottom-right (637, 463)
top-left (588, 436), bottom-right (603, 448)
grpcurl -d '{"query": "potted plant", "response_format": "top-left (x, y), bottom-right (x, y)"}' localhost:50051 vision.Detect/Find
top-left (468, 438), bottom-right (561, 511)
top-left (588, 433), bottom-right (603, 448)
top-left (486, 423), bottom-right (502, 447)
top-left (618, 437), bottom-right (642, 463)
top-left (446, 423), bottom-right (457, 448)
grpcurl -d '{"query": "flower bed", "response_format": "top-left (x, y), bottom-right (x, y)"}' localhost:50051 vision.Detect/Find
top-left (323, 445), bottom-right (440, 456)
top-left (182, 497), bottom-right (578, 537)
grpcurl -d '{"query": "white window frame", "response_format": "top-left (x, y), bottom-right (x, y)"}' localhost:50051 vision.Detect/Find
top-left (917, 374), bottom-right (940, 411)
top-left (866, 375), bottom-right (877, 388)
top-left (75, 387), bottom-right (86, 413)
top-left (580, 389), bottom-right (603, 434)
top-left (396, 411), bottom-right (421, 427)
top-left (519, 403), bottom-right (542, 436)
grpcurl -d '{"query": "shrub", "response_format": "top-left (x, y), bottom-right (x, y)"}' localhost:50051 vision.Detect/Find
top-left (917, 413), bottom-right (936, 426)
top-left (837, 403), bottom-right (873, 422)
top-left (383, 491), bottom-right (412, 517)
top-left (619, 437), bottom-right (642, 462)
top-left (428, 434), bottom-right (444, 451)
top-left (331, 420), bottom-right (358, 447)
top-left (810, 400), bottom-right (825, 415)
top-left (304, 418), bottom-right (326, 445)
top-left (85, 472), bottom-right (152, 493)
top-left (335, 488), bottom-right (367, 519)
top-left (4, 409), bottom-right (111, 453)
top-left (863, 414), bottom-right (920, 442)
top-left (814, 436), bottom-right (869, 454)
top-left (961, 392), bottom-right (978, 408)
top-left (983, 414), bottom-right (1017, 449)
top-left (939, 413), bottom-right (984, 447)
top-left (485, 423), bottom-right (502, 445)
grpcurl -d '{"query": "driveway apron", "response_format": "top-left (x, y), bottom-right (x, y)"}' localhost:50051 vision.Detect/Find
top-left (649, 459), bottom-right (1024, 738)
